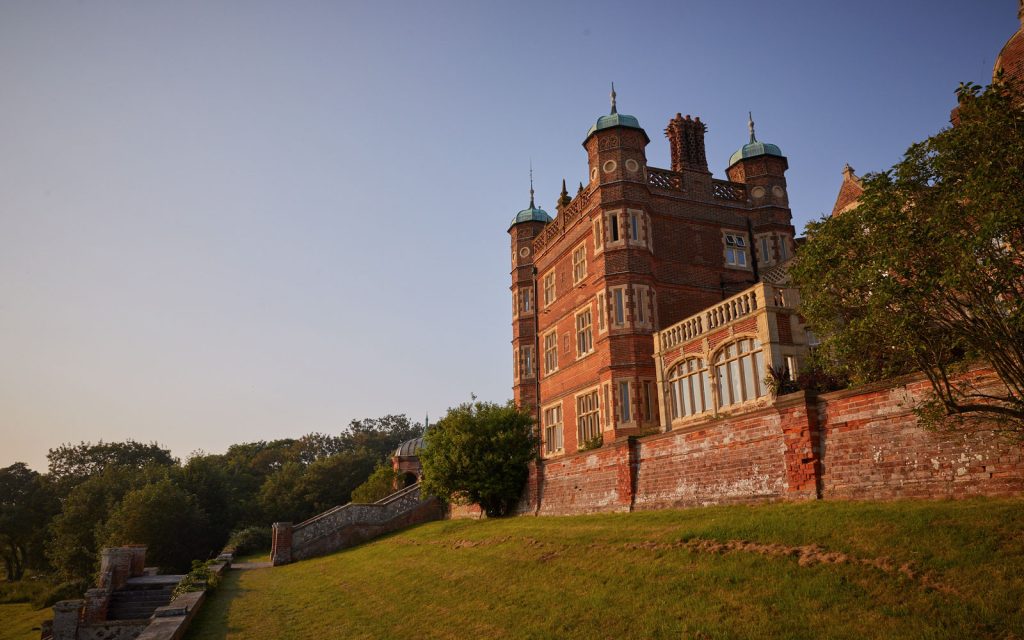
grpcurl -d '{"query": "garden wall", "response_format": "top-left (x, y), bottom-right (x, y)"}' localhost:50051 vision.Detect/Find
top-left (513, 366), bottom-right (1023, 516)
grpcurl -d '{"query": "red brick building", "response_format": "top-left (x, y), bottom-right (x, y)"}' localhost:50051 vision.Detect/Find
top-left (509, 89), bottom-right (797, 458)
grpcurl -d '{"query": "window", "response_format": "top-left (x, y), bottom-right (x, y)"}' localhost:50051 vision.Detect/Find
top-left (778, 236), bottom-right (788, 260)
top-left (597, 292), bottom-right (607, 333)
top-left (543, 271), bottom-right (556, 307)
top-left (543, 331), bottom-right (558, 374)
top-left (642, 380), bottom-right (654, 422)
top-left (521, 288), bottom-right (533, 314)
top-left (576, 308), bottom-right (593, 357)
top-left (593, 218), bottom-right (604, 251)
top-left (520, 345), bottom-right (534, 379)
top-left (785, 355), bottom-right (798, 381)
top-left (512, 291), bottom-right (518, 317)
top-left (572, 244), bottom-right (587, 285)
top-left (612, 288), bottom-right (625, 326)
top-left (543, 404), bottom-right (563, 454)
top-left (610, 213), bottom-right (620, 241)
top-left (629, 211), bottom-right (640, 241)
top-left (668, 358), bottom-right (712, 419)
top-left (725, 233), bottom-right (748, 267)
top-left (715, 338), bottom-right (767, 408)
top-left (576, 390), bottom-right (600, 445)
top-left (603, 383), bottom-right (611, 427)
top-left (618, 381), bottom-right (631, 423)
top-left (634, 286), bottom-right (648, 325)
top-left (759, 236), bottom-right (770, 263)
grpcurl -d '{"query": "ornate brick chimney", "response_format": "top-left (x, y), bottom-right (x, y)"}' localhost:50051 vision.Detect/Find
top-left (665, 113), bottom-right (708, 173)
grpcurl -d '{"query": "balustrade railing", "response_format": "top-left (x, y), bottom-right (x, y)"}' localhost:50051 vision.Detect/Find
top-left (647, 167), bottom-right (685, 191)
top-left (711, 179), bottom-right (747, 202)
top-left (658, 283), bottom-right (797, 350)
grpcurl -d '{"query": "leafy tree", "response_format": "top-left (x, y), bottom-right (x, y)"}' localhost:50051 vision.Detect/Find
top-left (101, 479), bottom-right (211, 573)
top-left (257, 462), bottom-right (309, 523)
top-left (47, 467), bottom-right (140, 581)
top-left (0, 464), bottom-right (58, 580)
top-left (299, 450), bottom-right (378, 513)
top-left (351, 462), bottom-right (401, 504)
top-left (338, 415), bottom-right (423, 462)
top-left (791, 79), bottom-right (1024, 433)
top-left (419, 401), bottom-right (538, 517)
top-left (47, 440), bottom-right (176, 490)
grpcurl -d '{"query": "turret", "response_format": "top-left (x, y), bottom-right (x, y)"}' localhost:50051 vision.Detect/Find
top-left (508, 173), bottom-right (550, 411)
top-left (725, 112), bottom-right (789, 210)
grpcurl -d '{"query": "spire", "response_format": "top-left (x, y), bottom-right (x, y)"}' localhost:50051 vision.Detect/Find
top-left (610, 82), bottom-right (617, 114)
top-left (529, 161), bottom-right (535, 208)
top-left (748, 111), bottom-right (757, 143)
top-left (558, 178), bottom-right (571, 209)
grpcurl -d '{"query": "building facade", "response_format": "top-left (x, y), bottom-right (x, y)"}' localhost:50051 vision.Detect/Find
top-left (509, 91), bottom-right (799, 458)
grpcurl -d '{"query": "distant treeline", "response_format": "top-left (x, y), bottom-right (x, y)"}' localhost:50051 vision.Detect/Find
top-left (0, 415), bottom-right (422, 585)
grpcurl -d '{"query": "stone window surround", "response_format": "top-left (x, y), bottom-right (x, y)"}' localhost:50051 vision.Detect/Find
top-left (542, 401), bottom-right (564, 457)
top-left (575, 304), bottom-right (594, 359)
top-left (723, 231), bottom-right (750, 270)
top-left (574, 385), bottom-right (602, 447)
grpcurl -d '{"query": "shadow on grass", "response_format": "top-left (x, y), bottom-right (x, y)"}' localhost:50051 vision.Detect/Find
top-left (183, 568), bottom-right (257, 640)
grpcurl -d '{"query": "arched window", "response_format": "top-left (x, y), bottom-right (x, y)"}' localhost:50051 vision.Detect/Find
top-left (668, 358), bottom-right (712, 419)
top-left (714, 338), bottom-right (766, 408)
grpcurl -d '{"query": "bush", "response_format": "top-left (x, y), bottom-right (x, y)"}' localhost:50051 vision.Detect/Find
top-left (171, 560), bottom-right (221, 600)
top-left (0, 576), bottom-right (52, 605)
top-left (31, 580), bottom-right (89, 610)
top-left (225, 526), bottom-right (271, 557)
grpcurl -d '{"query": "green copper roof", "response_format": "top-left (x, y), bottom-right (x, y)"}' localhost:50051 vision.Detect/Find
top-left (728, 140), bottom-right (784, 166)
top-left (728, 112), bottom-right (785, 167)
top-left (586, 112), bottom-right (643, 137)
top-left (509, 204), bottom-right (551, 227)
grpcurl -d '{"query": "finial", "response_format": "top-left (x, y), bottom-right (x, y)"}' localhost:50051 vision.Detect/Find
top-left (610, 82), bottom-right (617, 114)
top-left (529, 160), bottom-right (535, 208)
top-left (842, 163), bottom-right (856, 180)
top-left (560, 178), bottom-right (568, 198)
top-left (748, 111), bottom-right (757, 143)
top-left (578, 181), bottom-right (584, 194)
top-left (558, 178), bottom-right (571, 208)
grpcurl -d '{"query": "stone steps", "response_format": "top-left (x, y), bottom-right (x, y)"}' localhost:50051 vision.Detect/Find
top-left (107, 585), bottom-right (175, 621)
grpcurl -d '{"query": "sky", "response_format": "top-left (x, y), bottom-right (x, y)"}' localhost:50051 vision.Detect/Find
top-left (0, 1), bottom-right (1018, 472)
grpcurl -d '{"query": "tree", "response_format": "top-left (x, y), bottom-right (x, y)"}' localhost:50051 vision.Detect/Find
top-left (101, 479), bottom-right (210, 573)
top-left (350, 462), bottom-right (400, 504)
top-left (47, 440), bottom-right (177, 490)
top-left (0, 464), bottom-right (58, 580)
top-left (419, 401), bottom-right (538, 517)
top-left (791, 79), bottom-right (1024, 434)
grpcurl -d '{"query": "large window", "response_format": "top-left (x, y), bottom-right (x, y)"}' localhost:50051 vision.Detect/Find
top-left (725, 233), bottom-right (748, 267)
top-left (543, 271), bottom-right (556, 307)
top-left (572, 244), bottom-right (587, 285)
top-left (543, 331), bottom-right (558, 374)
top-left (520, 288), bottom-right (533, 314)
top-left (576, 391), bottom-right (601, 445)
top-left (543, 404), bottom-right (563, 455)
top-left (668, 358), bottom-right (712, 419)
top-left (715, 338), bottom-right (766, 407)
top-left (576, 308), bottom-right (593, 357)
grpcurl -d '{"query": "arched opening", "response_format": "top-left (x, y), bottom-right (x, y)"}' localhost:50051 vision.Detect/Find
top-left (401, 472), bottom-right (417, 488)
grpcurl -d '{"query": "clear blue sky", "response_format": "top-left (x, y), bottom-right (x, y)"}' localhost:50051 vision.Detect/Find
top-left (1, 1), bottom-right (1017, 471)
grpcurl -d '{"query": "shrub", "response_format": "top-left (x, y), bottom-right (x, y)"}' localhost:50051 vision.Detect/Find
top-left (350, 463), bottom-right (400, 504)
top-left (31, 580), bottom-right (89, 610)
top-left (225, 526), bottom-right (272, 557)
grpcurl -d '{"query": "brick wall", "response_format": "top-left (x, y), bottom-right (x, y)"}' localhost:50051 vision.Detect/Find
top-left (523, 366), bottom-right (1022, 515)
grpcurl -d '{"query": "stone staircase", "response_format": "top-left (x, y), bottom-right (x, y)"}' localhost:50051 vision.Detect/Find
top-left (271, 483), bottom-right (445, 564)
top-left (106, 576), bottom-right (181, 620)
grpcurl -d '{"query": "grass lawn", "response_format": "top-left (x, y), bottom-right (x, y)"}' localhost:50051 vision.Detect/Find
top-left (0, 604), bottom-right (51, 640)
top-left (186, 498), bottom-right (1024, 639)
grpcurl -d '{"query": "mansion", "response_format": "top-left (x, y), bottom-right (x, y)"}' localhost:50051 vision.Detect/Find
top-left (508, 90), bottom-right (811, 458)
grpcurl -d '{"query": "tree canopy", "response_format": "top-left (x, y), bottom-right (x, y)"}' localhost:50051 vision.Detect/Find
top-left (419, 400), bottom-right (538, 517)
top-left (791, 79), bottom-right (1024, 434)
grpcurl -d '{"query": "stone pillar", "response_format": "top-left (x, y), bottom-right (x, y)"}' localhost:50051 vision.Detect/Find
top-left (127, 544), bottom-right (147, 577)
top-left (271, 522), bottom-right (293, 566)
top-left (82, 588), bottom-right (110, 623)
top-left (98, 548), bottom-right (132, 590)
top-left (51, 600), bottom-right (83, 640)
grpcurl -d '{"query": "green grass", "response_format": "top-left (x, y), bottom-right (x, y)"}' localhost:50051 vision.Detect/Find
top-left (186, 498), bottom-right (1024, 639)
top-left (0, 604), bottom-right (51, 640)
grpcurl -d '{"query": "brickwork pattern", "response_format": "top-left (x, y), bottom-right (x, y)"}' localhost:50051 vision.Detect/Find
top-left (519, 366), bottom-right (1023, 516)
